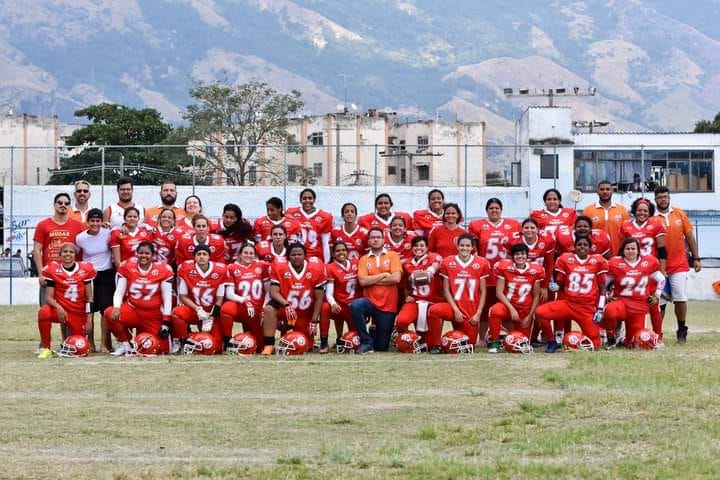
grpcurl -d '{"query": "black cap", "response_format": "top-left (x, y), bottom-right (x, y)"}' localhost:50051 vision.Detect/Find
top-left (87, 208), bottom-right (103, 220)
top-left (193, 244), bottom-right (212, 256)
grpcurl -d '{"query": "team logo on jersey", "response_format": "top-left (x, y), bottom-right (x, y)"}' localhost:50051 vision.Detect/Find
top-left (305, 272), bottom-right (312, 279)
top-left (211, 273), bottom-right (219, 280)
top-left (284, 272), bottom-right (292, 279)
top-left (504, 225), bottom-right (511, 230)
top-left (472, 263), bottom-right (480, 270)
top-left (315, 217), bottom-right (323, 224)
top-left (255, 267), bottom-right (262, 274)
top-left (151, 269), bottom-right (159, 276)
top-left (641, 261), bottom-right (648, 267)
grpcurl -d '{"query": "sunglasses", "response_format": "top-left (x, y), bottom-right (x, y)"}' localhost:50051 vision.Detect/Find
top-left (75, 189), bottom-right (89, 193)
top-left (56, 201), bottom-right (70, 206)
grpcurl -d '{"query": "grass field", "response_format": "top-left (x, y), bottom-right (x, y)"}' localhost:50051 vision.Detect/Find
top-left (2, 302), bottom-right (720, 479)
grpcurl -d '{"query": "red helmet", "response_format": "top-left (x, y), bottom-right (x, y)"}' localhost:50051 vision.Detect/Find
top-left (227, 332), bottom-right (257, 355)
top-left (277, 331), bottom-right (311, 356)
top-left (134, 332), bottom-right (161, 356)
top-left (503, 331), bottom-right (533, 354)
top-left (182, 332), bottom-right (219, 355)
top-left (562, 331), bottom-right (595, 351)
top-left (58, 335), bottom-right (90, 357)
top-left (336, 330), bottom-right (361, 353)
top-left (631, 329), bottom-right (661, 350)
top-left (441, 330), bottom-right (474, 354)
top-left (395, 331), bottom-right (427, 353)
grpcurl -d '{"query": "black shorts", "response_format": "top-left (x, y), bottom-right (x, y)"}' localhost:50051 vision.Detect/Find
top-left (93, 268), bottom-right (116, 312)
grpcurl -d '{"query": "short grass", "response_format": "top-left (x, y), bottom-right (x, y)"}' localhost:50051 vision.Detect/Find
top-left (1, 302), bottom-right (719, 479)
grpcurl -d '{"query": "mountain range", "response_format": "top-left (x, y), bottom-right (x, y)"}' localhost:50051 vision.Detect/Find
top-left (2, 0), bottom-right (720, 147)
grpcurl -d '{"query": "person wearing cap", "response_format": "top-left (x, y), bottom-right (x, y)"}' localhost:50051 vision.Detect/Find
top-left (75, 208), bottom-right (115, 352)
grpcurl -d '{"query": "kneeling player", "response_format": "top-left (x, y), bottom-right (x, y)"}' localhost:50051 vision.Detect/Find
top-left (105, 241), bottom-right (174, 356)
top-left (487, 243), bottom-right (545, 353)
top-left (37, 243), bottom-right (96, 358)
top-left (395, 236), bottom-right (444, 353)
top-left (321, 241), bottom-right (359, 352)
top-left (220, 244), bottom-right (269, 353)
top-left (535, 236), bottom-right (608, 352)
top-left (261, 243), bottom-right (326, 355)
top-left (171, 245), bottom-right (228, 352)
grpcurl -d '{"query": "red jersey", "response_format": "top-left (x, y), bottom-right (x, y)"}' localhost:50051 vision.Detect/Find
top-left (226, 260), bottom-right (270, 307)
top-left (326, 259), bottom-right (359, 305)
top-left (555, 227), bottom-right (611, 257)
top-left (175, 233), bottom-right (227, 264)
top-left (33, 217), bottom-right (85, 267)
top-left (286, 207), bottom-right (333, 260)
top-left (269, 258), bottom-right (327, 317)
top-left (330, 224), bottom-right (368, 261)
top-left (555, 253), bottom-right (608, 306)
top-left (110, 226), bottom-right (154, 262)
top-left (41, 261), bottom-right (96, 315)
top-left (173, 217), bottom-right (195, 237)
top-left (412, 209), bottom-right (443, 236)
top-left (428, 224), bottom-right (466, 258)
top-left (253, 216), bottom-right (302, 243)
top-left (439, 255), bottom-right (491, 318)
top-left (358, 211), bottom-right (413, 234)
top-left (619, 219), bottom-right (666, 258)
top-left (468, 218), bottom-right (521, 285)
top-left (608, 255), bottom-right (661, 314)
top-left (505, 232), bottom-right (555, 287)
top-left (176, 260), bottom-right (229, 313)
top-left (384, 231), bottom-right (416, 261)
top-left (255, 241), bottom-right (286, 264)
top-left (493, 259), bottom-right (545, 310)
top-left (219, 230), bottom-right (250, 264)
top-left (403, 253), bottom-right (443, 303)
top-left (117, 258), bottom-right (174, 311)
top-left (151, 228), bottom-right (177, 265)
top-left (530, 208), bottom-right (577, 238)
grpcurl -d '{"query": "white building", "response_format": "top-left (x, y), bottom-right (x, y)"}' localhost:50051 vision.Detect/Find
top-left (0, 114), bottom-right (63, 185)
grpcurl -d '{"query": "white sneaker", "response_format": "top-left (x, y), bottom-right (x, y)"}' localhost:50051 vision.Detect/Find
top-left (201, 318), bottom-right (214, 333)
top-left (654, 340), bottom-right (666, 350)
top-left (111, 341), bottom-right (136, 356)
top-left (171, 338), bottom-right (182, 354)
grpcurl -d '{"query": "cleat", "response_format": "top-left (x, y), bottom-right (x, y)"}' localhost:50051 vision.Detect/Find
top-left (111, 342), bottom-right (136, 356)
top-left (487, 341), bottom-right (502, 354)
top-left (358, 344), bottom-right (374, 355)
top-left (261, 345), bottom-right (275, 356)
top-left (604, 335), bottom-right (617, 351)
top-left (545, 341), bottom-right (560, 354)
top-left (318, 345), bottom-right (329, 354)
top-left (37, 348), bottom-right (55, 359)
top-left (676, 326), bottom-right (688, 344)
top-left (429, 346), bottom-right (444, 354)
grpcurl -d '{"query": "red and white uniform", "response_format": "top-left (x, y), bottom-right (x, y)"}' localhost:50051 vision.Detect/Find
top-left (152, 228), bottom-right (177, 265)
top-left (225, 261), bottom-right (269, 308)
top-left (468, 219), bottom-right (521, 285)
top-left (505, 232), bottom-right (555, 288)
top-left (384, 231), bottom-right (416, 261)
top-left (220, 260), bottom-right (270, 351)
top-left (270, 257), bottom-right (327, 336)
top-left (428, 225), bottom-right (466, 258)
top-left (413, 209), bottom-right (443, 237)
top-left (402, 253), bottom-right (444, 303)
top-left (619, 219), bottom-right (666, 258)
top-left (253, 216), bottom-right (302, 243)
top-left (358, 211), bottom-right (413, 234)
top-left (175, 233), bottom-right (227, 264)
top-left (38, 261), bottom-right (97, 348)
top-left (488, 259), bottom-right (545, 340)
top-left (173, 217), bottom-right (195, 237)
top-left (219, 225), bottom-right (252, 264)
top-left (286, 207), bottom-right (333, 261)
top-left (530, 208), bottom-right (577, 238)
top-left (330, 224), bottom-right (368, 261)
top-left (255, 241), bottom-right (287, 265)
top-left (171, 260), bottom-right (229, 341)
top-left (555, 227), bottom-right (611, 257)
top-left (321, 259), bottom-right (359, 334)
top-left (396, 253), bottom-right (444, 348)
top-left (109, 225), bottom-right (154, 263)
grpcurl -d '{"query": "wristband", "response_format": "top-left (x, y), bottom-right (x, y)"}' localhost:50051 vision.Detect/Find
top-left (162, 314), bottom-right (171, 323)
top-left (211, 304), bottom-right (221, 317)
top-left (85, 302), bottom-right (93, 313)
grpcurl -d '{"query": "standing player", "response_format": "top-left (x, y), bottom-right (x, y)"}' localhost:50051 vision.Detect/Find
top-left (255, 225), bottom-right (289, 264)
top-left (217, 204), bottom-right (253, 263)
top-left (104, 177), bottom-right (145, 228)
top-left (261, 243), bottom-right (327, 355)
top-left (535, 236), bottom-right (608, 352)
top-left (487, 244), bottom-right (545, 353)
top-left (286, 188), bottom-right (333, 262)
top-left (321, 242), bottom-right (359, 351)
top-left (428, 234), bottom-right (490, 345)
top-left (530, 188), bottom-right (577, 238)
top-left (384, 217), bottom-right (415, 261)
top-left (220, 244), bottom-right (269, 353)
top-left (358, 193), bottom-right (413, 233)
top-left (175, 215), bottom-right (227, 265)
top-left (583, 180), bottom-right (630, 256)
top-left (505, 218), bottom-right (554, 300)
top-left (395, 237), bottom-right (444, 353)
top-left (174, 195), bottom-right (203, 236)
top-left (36, 243), bottom-right (96, 358)
top-left (106, 242), bottom-right (174, 356)
top-left (604, 238), bottom-right (665, 348)
top-left (330, 202), bottom-right (368, 261)
top-left (428, 203), bottom-right (466, 258)
top-left (109, 207), bottom-right (154, 267)
top-left (253, 197), bottom-right (302, 243)
top-left (413, 189), bottom-right (445, 237)
top-left (171, 245), bottom-right (228, 351)
top-left (152, 208), bottom-right (178, 266)
top-left (555, 216), bottom-right (611, 259)
top-left (653, 186), bottom-right (701, 343)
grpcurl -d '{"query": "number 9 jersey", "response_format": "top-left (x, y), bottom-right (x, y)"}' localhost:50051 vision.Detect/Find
top-left (555, 253), bottom-right (608, 306)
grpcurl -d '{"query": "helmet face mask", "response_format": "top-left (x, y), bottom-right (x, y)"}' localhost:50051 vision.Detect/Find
top-left (57, 335), bottom-right (90, 357)
top-left (395, 332), bottom-right (427, 354)
top-left (134, 333), bottom-right (161, 356)
top-left (441, 330), bottom-right (474, 354)
top-left (632, 329), bottom-right (660, 350)
top-left (563, 331), bottom-right (595, 352)
top-left (337, 331), bottom-right (361, 353)
top-left (503, 331), bottom-right (533, 354)
top-left (182, 333), bottom-right (217, 355)
top-left (277, 332), bottom-right (310, 356)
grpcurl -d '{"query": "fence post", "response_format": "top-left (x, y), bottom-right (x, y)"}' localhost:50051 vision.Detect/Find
top-left (191, 149), bottom-right (196, 195)
top-left (283, 145), bottom-right (288, 207)
top-left (9, 145), bottom-right (14, 304)
top-left (100, 147), bottom-right (105, 209)
top-left (463, 144), bottom-right (468, 227)
top-left (373, 144), bottom-right (378, 203)
top-left (695, 219), bottom-right (699, 256)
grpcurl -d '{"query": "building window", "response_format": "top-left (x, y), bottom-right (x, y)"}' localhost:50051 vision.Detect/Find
top-left (309, 132), bottom-right (323, 146)
top-left (400, 168), bottom-right (407, 184)
top-left (288, 165), bottom-right (299, 182)
top-left (388, 136), bottom-right (399, 154)
top-left (388, 165), bottom-right (397, 175)
top-left (574, 150), bottom-right (714, 193)
top-left (248, 165), bottom-right (257, 184)
top-left (417, 165), bottom-right (430, 181)
top-left (313, 162), bottom-right (322, 177)
top-left (399, 140), bottom-right (406, 152)
top-left (417, 135), bottom-right (428, 153)
top-left (540, 154), bottom-right (559, 179)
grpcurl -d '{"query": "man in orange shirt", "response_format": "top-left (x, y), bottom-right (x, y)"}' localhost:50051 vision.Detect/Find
top-left (653, 186), bottom-right (701, 343)
top-left (68, 180), bottom-right (92, 226)
top-left (582, 180), bottom-right (630, 256)
top-left (351, 227), bottom-right (402, 353)
top-left (145, 181), bottom-right (185, 225)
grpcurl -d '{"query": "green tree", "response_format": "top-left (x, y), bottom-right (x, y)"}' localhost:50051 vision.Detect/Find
top-left (48, 103), bottom-right (189, 185)
top-left (184, 81), bottom-right (304, 185)
top-left (694, 112), bottom-right (720, 133)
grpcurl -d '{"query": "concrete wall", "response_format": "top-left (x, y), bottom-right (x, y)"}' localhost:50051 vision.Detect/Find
top-left (0, 114), bottom-right (60, 185)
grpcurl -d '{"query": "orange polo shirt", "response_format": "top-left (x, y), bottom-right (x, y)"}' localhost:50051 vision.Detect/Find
top-left (145, 205), bottom-right (186, 225)
top-left (653, 206), bottom-right (693, 274)
top-left (68, 206), bottom-right (90, 227)
top-left (583, 202), bottom-right (630, 256)
top-left (358, 248), bottom-right (402, 312)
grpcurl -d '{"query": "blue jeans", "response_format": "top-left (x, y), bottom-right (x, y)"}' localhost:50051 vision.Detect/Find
top-left (350, 297), bottom-right (396, 351)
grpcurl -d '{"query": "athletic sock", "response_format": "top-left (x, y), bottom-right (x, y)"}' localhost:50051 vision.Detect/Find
top-left (264, 336), bottom-right (275, 346)
top-left (320, 336), bottom-right (328, 348)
